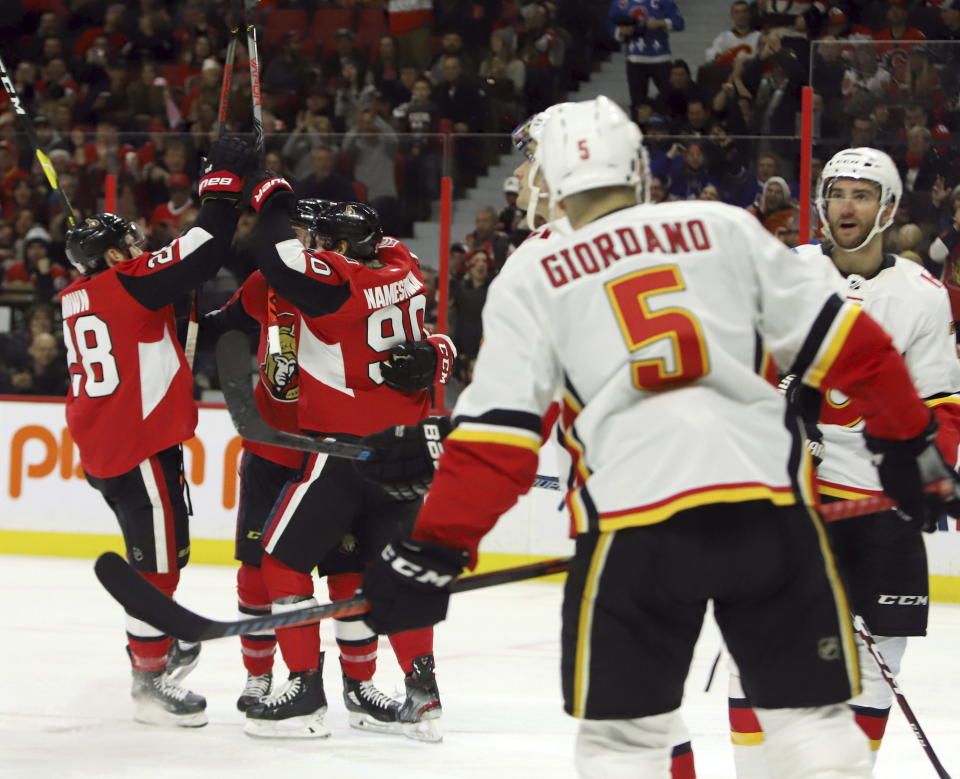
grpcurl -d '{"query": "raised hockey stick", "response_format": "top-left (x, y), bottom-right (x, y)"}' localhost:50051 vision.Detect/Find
top-left (852, 614), bottom-right (952, 779)
top-left (94, 551), bottom-right (571, 642)
top-left (0, 53), bottom-right (78, 227)
top-left (217, 329), bottom-right (375, 459)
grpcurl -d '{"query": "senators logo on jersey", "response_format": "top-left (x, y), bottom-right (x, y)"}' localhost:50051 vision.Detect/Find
top-left (260, 313), bottom-right (299, 402)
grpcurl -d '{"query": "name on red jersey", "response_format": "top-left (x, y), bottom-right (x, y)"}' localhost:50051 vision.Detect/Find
top-left (362, 270), bottom-right (423, 309)
top-left (62, 289), bottom-right (91, 318)
top-left (541, 219), bottom-right (711, 289)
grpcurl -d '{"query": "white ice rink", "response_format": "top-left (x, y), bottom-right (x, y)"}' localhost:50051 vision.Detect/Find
top-left (3, 555), bottom-right (959, 779)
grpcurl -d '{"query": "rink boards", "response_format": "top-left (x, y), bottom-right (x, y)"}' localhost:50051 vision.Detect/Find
top-left (2, 396), bottom-right (959, 601)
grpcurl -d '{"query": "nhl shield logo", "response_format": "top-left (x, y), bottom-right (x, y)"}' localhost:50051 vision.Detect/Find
top-left (817, 636), bottom-right (840, 661)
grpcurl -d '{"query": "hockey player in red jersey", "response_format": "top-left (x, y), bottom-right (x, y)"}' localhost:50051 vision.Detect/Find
top-left (727, 147), bottom-right (960, 776)
top-left (354, 98), bottom-right (960, 778)
top-left (60, 137), bottom-right (256, 727)
top-left (233, 177), bottom-right (454, 739)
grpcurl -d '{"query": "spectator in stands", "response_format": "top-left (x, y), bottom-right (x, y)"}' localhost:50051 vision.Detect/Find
top-left (940, 1), bottom-right (960, 40)
top-left (449, 242), bottom-right (468, 278)
top-left (322, 28), bottom-right (366, 86)
top-left (343, 108), bottom-right (402, 235)
top-left (499, 176), bottom-right (521, 236)
top-left (0, 142), bottom-right (29, 201)
top-left (607, 0), bottom-right (685, 110)
top-left (894, 223), bottom-right (925, 263)
top-left (149, 173), bottom-right (195, 235)
top-left (332, 59), bottom-right (369, 132)
top-left (465, 206), bottom-right (514, 273)
top-left (0, 302), bottom-right (58, 370)
top-left (703, 122), bottom-right (750, 203)
top-left (678, 100), bottom-right (712, 136)
top-left (749, 47), bottom-right (804, 138)
top-left (893, 45), bottom-right (941, 107)
top-left (4, 179), bottom-right (40, 223)
top-left (667, 143), bottom-right (720, 201)
top-left (748, 176), bottom-right (797, 241)
top-left (451, 248), bottom-right (492, 362)
top-left (296, 147), bottom-right (356, 203)
top-left (428, 31), bottom-right (477, 85)
top-left (370, 35), bottom-right (404, 107)
top-left (7, 332), bottom-right (68, 397)
top-left (875, 0), bottom-right (926, 50)
top-left (842, 44), bottom-right (892, 101)
top-left (518, 3), bottom-right (563, 114)
top-left (394, 76), bottom-right (441, 220)
top-left (124, 10), bottom-right (176, 64)
top-left (433, 55), bottom-right (484, 189)
top-left (705, 2), bottom-right (760, 66)
top-left (3, 228), bottom-right (68, 302)
top-left (656, 60), bottom-right (702, 129)
top-left (698, 183), bottom-right (721, 200)
top-left (897, 124), bottom-right (941, 194)
top-left (480, 29), bottom-right (525, 100)
top-left (263, 33), bottom-right (312, 121)
top-left (282, 99), bottom-right (338, 181)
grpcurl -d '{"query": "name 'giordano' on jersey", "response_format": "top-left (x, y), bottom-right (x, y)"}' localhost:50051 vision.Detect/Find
top-left (540, 217), bottom-right (712, 289)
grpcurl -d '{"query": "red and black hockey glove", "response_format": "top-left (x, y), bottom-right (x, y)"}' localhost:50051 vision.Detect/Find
top-left (361, 537), bottom-right (469, 635)
top-left (355, 415), bottom-right (452, 501)
top-left (864, 415), bottom-right (960, 532)
top-left (380, 334), bottom-right (457, 392)
top-left (198, 137), bottom-right (258, 204)
top-left (244, 170), bottom-right (293, 212)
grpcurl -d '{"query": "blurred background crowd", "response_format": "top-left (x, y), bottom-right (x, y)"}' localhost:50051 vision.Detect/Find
top-left (1, 0), bottom-right (959, 403)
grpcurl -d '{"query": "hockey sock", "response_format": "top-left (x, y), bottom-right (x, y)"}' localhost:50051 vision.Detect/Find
top-left (237, 563), bottom-right (276, 677)
top-left (671, 740), bottom-right (697, 779)
top-left (388, 627), bottom-right (434, 675)
top-left (728, 697), bottom-right (770, 778)
top-left (851, 705), bottom-right (891, 762)
top-left (127, 570), bottom-right (179, 671)
top-left (328, 573), bottom-right (378, 681)
top-left (261, 553), bottom-right (319, 673)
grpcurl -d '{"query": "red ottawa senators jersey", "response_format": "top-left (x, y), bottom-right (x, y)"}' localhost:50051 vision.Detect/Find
top-left (291, 238), bottom-right (432, 436)
top-left (217, 270), bottom-right (304, 468)
top-left (60, 242), bottom-right (201, 478)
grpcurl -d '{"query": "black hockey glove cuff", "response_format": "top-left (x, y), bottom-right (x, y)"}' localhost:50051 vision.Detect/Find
top-left (380, 335), bottom-right (456, 392)
top-left (355, 416), bottom-right (452, 501)
top-left (361, 538), bottom-right (469, 634)
top-left (864, 416), bottom-right (960, 532)
top-left (779, 374), bottom-right (825, 467)
top-left (245, 170), bottom-right (294, 212)
top-left (198, 137), bottom-right (258, 204)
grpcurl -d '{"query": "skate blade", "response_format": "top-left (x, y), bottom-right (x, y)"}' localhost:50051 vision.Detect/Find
top-left (402, 717), bottom-right (442, 743)
top-left (348, 711), bottom-right (404, 734)
top-left (133, 702), bottom-right (208, 728)
top-left (164, 656), bottom-right (200, 683)
top-left (243, 711), bottom-right (331, 739)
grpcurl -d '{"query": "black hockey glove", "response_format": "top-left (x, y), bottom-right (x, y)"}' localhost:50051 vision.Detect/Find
top-left (244, 169), bottom-right (294, 212)
top-left (864, 416), bottom-right (960, 532)
top-left (198, 137), bottom-right (258, 204)
top-left (361, 537), bottom-right (469, 634)
top-left (355, 415), bottom-right (452, 501)
top-left (779, 374), bottom-right (825, 467)
top-left (380, 335), bottom-right (456, 391)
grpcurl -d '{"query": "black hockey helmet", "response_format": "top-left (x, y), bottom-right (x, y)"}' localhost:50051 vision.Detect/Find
top-left (291, 198), bottom-right (335, 237)
top-left (308, 201), bottom-right (383, 260)
top-left (65, 213), bottom-right (145, 274)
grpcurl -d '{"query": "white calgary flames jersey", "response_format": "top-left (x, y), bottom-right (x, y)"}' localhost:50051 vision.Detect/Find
top-left (795, 244), bottom-right (960, 497)
top-left (451, 202), bottom-right (860, 532)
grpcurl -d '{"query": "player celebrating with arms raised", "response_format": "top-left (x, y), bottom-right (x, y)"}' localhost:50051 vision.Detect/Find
top-left (355, 97), bottom-right (960, 777)
top-left (60, 137), bottom-right (256, 727)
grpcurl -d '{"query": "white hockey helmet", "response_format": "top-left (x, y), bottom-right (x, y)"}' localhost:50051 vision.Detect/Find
top-left (815, 147), bottom-right (902, 252)
top-left (512, 104), bottom-right (571, 229)
top-left (537, 96), bottom-right (644, 202)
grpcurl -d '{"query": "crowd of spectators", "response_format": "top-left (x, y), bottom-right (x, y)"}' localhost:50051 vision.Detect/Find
top-left (4, 0), bottom-right (960, 400)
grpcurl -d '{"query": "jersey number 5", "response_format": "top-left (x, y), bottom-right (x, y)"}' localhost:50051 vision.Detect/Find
top-left (63, 315), bottom-right (121, 398)
top-left (605, 265), bottom-right (710, 389)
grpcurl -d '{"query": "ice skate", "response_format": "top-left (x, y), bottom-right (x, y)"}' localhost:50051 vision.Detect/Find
top-left (237, 670), bottom-right (273, 712)
top-left (343, 674), bottom-right (402, 734)
top-left (243, 670), bottom-right (329, 739)
top-left (164, 640), bottom-right (200, 682)
top-left (398, 654), bottom-right (442, 743)
top-left (131, 665), bottom-right (207, 728)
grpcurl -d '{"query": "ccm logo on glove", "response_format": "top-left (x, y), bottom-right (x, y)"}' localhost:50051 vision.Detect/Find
top-left (381, 543), bottom-right (456, 587)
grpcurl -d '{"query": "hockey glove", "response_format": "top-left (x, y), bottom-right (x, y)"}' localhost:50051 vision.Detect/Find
top-left (355, 415), bottom-right (452, 501)
top-left (198, 137), bottom-right (258, 204)
top-left (245, 170), bottom-right (294, 212)
top-left (380, 334), bottom-right (457, 392)
top-left (864, 415), bottom-right (960, 532)
top-left (361, 537), bottom-right (469, 634)
top-left (779, 374), bottom-right (825, 467)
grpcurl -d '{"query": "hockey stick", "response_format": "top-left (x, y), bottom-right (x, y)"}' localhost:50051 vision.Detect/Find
top-left (94, 551), bottom-right (571, 642)
top-left (217, 329), bottom-right (376, 459)
top-left (0, 53), bottom-right (78, 227)
top-left (852, 614), bottom-right (952, 779)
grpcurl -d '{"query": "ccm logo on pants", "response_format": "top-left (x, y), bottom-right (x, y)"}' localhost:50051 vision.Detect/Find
top-left (877, 594), bottom-right (928, 606)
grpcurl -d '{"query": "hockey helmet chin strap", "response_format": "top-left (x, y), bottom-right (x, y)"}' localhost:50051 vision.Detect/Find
top-left (525, 158), bottom-right (548, 231)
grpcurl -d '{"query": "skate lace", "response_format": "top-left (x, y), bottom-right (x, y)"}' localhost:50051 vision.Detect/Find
top-left (358, 681), bottom-right (398, 711)
top-left (243, 673), bottom-right (272, 697)
top-left (155, 676), bottom-right (191, 702)
top-left (263, 676), bottom-right (303, 708)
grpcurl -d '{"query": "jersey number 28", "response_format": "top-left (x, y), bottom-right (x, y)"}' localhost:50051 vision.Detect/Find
top-left (606, 264), bottom-right (710, 389)
top-left (63, 315), bottom-right (120, 398)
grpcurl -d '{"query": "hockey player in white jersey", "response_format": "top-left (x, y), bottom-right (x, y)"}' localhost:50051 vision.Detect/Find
top-left (728, 147), bottom-right (960, 775)
top-left (354, 98), bottom-right (960, 778)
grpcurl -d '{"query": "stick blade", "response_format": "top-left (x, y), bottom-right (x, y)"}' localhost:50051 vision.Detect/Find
top-left (94, 552), bottom-right (218, 642)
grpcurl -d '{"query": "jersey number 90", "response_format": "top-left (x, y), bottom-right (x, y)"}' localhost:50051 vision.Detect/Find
top-left (606, 265), bottom-right (710, 390)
